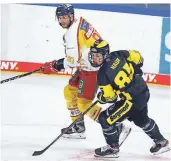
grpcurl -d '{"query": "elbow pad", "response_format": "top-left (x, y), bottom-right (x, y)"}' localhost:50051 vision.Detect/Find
top-left (128, 50), bottom-right (144, 65)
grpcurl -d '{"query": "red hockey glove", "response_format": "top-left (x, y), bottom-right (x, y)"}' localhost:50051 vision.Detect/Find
top-left (42, 60), bottom-right (58, 74)
top-left (42, 58), bottom-right (65, 74)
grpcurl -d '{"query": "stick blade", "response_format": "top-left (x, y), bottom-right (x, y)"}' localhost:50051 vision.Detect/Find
top-left (32, 150), bottom-right (45, 156)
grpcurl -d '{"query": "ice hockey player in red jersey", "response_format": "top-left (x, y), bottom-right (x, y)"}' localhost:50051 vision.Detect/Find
top-left (42, 4), bottom-right (131, 141)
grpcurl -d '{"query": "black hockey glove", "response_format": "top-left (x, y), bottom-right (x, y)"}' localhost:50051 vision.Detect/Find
top-left (134, 64), bottom-right (143, 76)
top-left (134, 62), bottom-right (143, 76)
top-left (128, 61), bottom-right (143, 77)
top-left (97, 92), bottom-right (107, 104)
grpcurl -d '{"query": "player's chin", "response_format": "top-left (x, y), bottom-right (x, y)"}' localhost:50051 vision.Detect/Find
top-left (61, 24), bottom-right (66, 29)
top-left (96, 63), bottom-right (102, 67)
top-left (98, 61), bottom-right (103, 65)
top-left (61, 24), bottom-right (67, 28)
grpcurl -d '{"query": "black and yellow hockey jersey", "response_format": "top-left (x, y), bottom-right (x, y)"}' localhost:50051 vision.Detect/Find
top-left (97, 50), bottom-right (148, 103)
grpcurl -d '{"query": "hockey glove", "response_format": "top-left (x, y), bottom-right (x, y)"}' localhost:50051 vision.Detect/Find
top-left (97, 92), bottom-right (106, 104)
top-left (134, 65), bottom-right (143, 76)
top-left (130, 62), bottom-right (143, 76)
top-left (42, 58), bottom-right (64, 74)
top-left (97, 92), bottom-right (117, 104)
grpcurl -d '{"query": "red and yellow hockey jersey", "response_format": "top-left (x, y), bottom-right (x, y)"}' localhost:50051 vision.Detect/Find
top-left (63, 17), bottom-right (103, 71)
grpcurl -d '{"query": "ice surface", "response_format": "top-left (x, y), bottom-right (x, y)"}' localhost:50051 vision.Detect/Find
top-left (1, 72), bottom-right (171, 161)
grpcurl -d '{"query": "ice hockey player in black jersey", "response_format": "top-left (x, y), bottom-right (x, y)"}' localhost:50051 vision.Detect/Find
top-left (88, 40), bottom-right (170, 158)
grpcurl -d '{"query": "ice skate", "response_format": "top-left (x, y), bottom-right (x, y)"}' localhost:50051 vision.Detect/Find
top-left (61, 121), bottom-right (86, 139)
top-left (150, 139), bottom-right (170, 155)
top-left (94, 144), bottom-right (119, 158)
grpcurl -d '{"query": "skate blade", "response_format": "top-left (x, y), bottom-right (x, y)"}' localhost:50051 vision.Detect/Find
top-left (62, 133), bottom-right (86, 139)
top-left (153, 146), bottom-right (170, 155)
top-left (119, 127), bottom-right (132, 147)
top-left (94, 153), bottom-right (119, 158)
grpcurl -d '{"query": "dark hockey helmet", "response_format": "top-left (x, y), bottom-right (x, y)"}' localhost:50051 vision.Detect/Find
top-left (88, 40), bottom-right (110, 67)
top-left (56, 4), bottom-right (74, 18)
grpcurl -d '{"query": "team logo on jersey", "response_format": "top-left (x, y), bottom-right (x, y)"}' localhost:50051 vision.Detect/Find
top-left (80, 19), bottom-right (89, 31)
top-left (107, 100), bottom-right (132, 124)
top-left (78, 80), bottom-right (85, 94)
top-left (159, 18), bottom-right (170, 74)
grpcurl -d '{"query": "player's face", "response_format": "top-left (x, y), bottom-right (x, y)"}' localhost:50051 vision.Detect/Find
top-left (92, 53), bottom-right (103, 66)
top-left (58, 15), bottom-right (73, 28)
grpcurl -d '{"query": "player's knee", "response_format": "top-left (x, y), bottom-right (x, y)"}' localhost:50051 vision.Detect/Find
top-left (77, 97), bottom-right (101, 121)
top-left (77, 97), bottom-right (92, 112)
top-left (134, 117), bottom-right (156, 132)
top-left (133, 117), bottom-right (149, 128)
top-left (98, 111), bottom-right (109, 128)
top-left (133, 108), bottom-right (149, 128)
top-left (98, 111), bottom-right (119, 145)
top-left (64, 84), bottom-right (78, 100)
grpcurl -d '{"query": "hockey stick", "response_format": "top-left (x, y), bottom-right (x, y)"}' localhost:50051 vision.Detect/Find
top-left (0, 67), bottom-right (43, 84)
top-left (32, 100), bottom-right (99, 156)
top-left (119, 128), bottom-right (131, 147)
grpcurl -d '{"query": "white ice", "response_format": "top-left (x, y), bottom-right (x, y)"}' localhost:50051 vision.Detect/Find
top-left (1, 72), bottom-right (171, 161)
